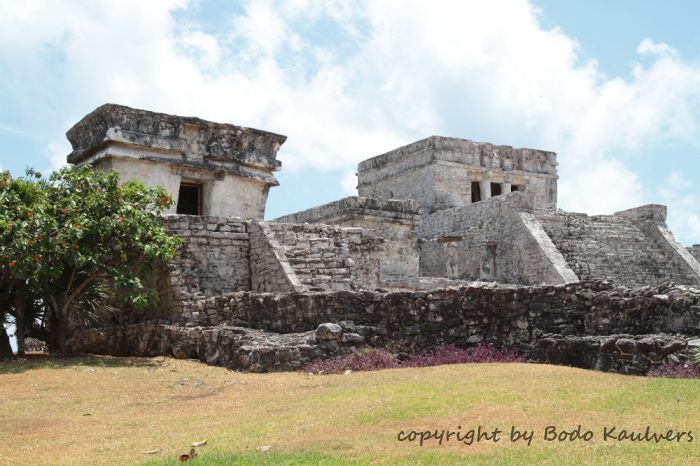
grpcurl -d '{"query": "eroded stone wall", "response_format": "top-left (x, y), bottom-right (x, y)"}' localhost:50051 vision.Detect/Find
top-left (248, 220), bottom-right (304, 293)
top-left (417, 192), bottom-right (576, 285)
top-left (162, 215), bottom-right (250, 298)
top-left (272, 197), bottom-right (421, 284)
top-left (269, 223), bottom-right (385, 291)
top-left (357, 136), bottom-right (558, 213)
top-left (71, 280), bottom-right (700, 374)
top-left (538, 205), bottom-right (700, 287)
top-left (171, 280), bottom-right (700, 345)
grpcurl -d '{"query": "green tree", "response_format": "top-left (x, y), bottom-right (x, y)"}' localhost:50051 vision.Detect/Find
top-left (0, 173), bottom-right (42, 356)
top-left (0, 167), bottom-right (180, 355)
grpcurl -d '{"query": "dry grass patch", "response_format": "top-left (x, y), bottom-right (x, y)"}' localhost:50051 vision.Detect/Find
top-left (1, 356), bottom-right (699, 465)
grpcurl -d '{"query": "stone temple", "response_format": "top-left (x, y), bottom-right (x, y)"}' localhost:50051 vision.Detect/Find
top-left (66, 104), bottom-right (700, 375)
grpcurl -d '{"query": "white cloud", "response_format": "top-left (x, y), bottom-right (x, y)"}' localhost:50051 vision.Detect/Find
top-left (637, 38), bottom-right (675, 57)
top-left (179, 30), bottom-right (222, 69)
top-left (658, 172), bottom-right (700, 244)
top-left (230, 0), bottom-right (302, 56)
top-left (341, 170), bottom-right (357, 195)
top-left (1, 0), bottom-right (699, 244)
top-left (0, 122), bottom-right (35, 139)
top-left (45, 141), bottom-right (70, 172)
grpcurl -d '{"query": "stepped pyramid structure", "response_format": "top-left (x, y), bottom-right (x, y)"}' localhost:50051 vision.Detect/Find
top-left (65, 104), bottom-right (700, 375)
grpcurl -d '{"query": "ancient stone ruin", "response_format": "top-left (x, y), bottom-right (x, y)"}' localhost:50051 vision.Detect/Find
top-left (67, 104), bottom-right (700, 374)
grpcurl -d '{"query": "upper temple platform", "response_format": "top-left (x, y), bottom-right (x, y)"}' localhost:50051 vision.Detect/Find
top-left (357, 135), bottom-right (558, 213)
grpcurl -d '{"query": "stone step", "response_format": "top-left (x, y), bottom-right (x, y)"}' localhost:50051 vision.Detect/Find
top-left (538, 214), bottom-right (692, 287)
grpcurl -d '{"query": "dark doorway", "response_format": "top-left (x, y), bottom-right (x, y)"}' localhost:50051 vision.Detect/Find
top-left (490, 183), bottom-right (502, 196)
top-left (471, 182), bottom-right (481, 203)
top-left (176, 182), bottom-right (202, 215)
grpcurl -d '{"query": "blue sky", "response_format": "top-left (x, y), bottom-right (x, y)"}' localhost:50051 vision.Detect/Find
top-left (0, 0), bottom-right (699, 246)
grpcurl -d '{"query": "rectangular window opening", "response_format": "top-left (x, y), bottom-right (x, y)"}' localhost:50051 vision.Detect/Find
top-left (176, 182), bottom-right (202, 215)
top-left (471, 182), bottom-right (481, 203)
top-left (491, 183), bottom-right (502, 196)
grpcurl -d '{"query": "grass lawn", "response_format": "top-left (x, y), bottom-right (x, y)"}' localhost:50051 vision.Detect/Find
top-left (1, 356), bottom-right (699, 465)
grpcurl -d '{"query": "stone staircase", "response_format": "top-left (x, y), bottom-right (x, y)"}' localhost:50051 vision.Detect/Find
top-left (537, 213), bottom-right (693, 287)
top-left (270, 223), bottom-right (357, 291)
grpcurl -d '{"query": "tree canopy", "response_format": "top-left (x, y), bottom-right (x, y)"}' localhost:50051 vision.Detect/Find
top-left (0, 166), bottom-right (180, 355)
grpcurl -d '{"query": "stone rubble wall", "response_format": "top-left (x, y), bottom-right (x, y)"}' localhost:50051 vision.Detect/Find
top-left (68, 322), bottom-right (369, 373)
top-left (532, 334), bottom-right (694, 375)
top-left (417, 192), bottom-right (576, 285)
top-left (538, 205), bottom-right (700, 288)
top-left (174, 280), bottom-right (700, 347)
top-left (70, 280), bottom-right (700, 374)
top-left (269, 223), bottom-right (384, 291)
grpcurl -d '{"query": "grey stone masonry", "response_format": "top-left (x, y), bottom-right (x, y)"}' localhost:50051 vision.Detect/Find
top-left (689, 245), bottom-right (700, 262)
top-left (68, 322), bottom-right (370, 372)
top-left (61, 105), bottom-right (700, 376)
top-left (269, 223), bottom-right (385, 291)
top-left (248, 220), bottom-right (305, 293)
top-left (69, 280), bottom-right (700, 374)
top-left (417, 191), bottom-right (577, 285)
top-left (273, 196), bottom-right (421, 240)
top-left (532, 334), bottom-right (692, 375)
top-left (66, 104), bottom-right (286, 218)
top-left (273, 196), bottom-right (421, 282)
top-left (538, 205), bottom-right (700, 287)
top-left (162, 215), bottom-right (250, 299)
top-left (67, 103), bottom-right (285, 173)
top-left (357, 136), bottom-right (558, 213)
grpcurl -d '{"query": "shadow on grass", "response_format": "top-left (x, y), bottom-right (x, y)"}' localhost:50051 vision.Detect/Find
top-left (0, 353), bottom-right (166, 374)
top-left (142, 451), bottom-right (367, 466)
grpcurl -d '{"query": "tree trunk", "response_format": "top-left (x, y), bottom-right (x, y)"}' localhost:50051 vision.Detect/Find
top-left (48, 307), bottom-right (69, 356)
top-left (14, 294), bottom-right (26, 356)
top-left (0, 322), bottom-right (13, 359)
top-left (55, 314), bottom-right (68, 355)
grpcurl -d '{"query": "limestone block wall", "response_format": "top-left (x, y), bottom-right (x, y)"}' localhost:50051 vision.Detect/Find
top-left (359, 162), bottom-right (437, 210)
top-left (248, 220), bottom-right (304, 293)
top-left (273, 197), bottom-right (421, 283)
top-left (417, 192), bottom-right (577, 285)
top-left (273, 196), bottom-right (420, 240)
top-left (538, 205), bottom-right (700, 287)
top-left (269, 223), bottom-right (385, 291)
top-left (162, 215), bottom-right (250, 298)
top-left (357, 136), bottom-right (558, 213)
